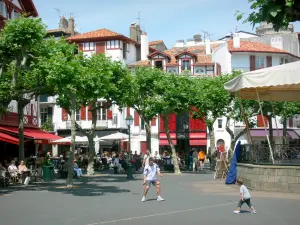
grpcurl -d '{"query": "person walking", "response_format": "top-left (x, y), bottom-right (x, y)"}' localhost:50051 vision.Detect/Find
top-left (141, 157), bottom-right (164, 202)
top-left (192, 149), bottom-right (198, 172)
top-left (198, 150), bottom-right (206, 170)
top-left (234, 178), bottom-right (257, 214)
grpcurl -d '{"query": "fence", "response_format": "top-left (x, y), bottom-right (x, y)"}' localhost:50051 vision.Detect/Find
top-left (239, 144), bottom-right (300, 166)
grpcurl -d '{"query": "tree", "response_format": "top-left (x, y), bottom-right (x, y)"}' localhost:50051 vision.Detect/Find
top-left (236, 0), bottom-right (300, 31)
top-left (189, 75), bottom-right (234, 159)
top-left (74, 54), bottom-right (126, 175)
top-left (42, 39), bottom-right (84, 186)
top-left (121, 67), bottom-right (165, 152)
top-left (153, 74), bottom-right (194, 174)
top-left (0, 17), bottom-right (48, 160)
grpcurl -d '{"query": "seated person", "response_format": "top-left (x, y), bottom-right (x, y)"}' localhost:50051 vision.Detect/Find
top-left (8, 161), bottom-right (19, 182)
top-left (73, 160), bottom-right (83, 177)
top-left (18, 160), bottom-right (31, 184)
top-left (0, 163), bottom-right (6, 177)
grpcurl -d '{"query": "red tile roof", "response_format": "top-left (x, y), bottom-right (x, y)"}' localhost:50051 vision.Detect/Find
top-left (67, 28), bottom-right (138, 44)
top-left (149, 40), bottom-right (164, 46)
top-left (129, 60), bottom-right (151, 67)
top-left (228, 40), bottom-right (299, 58)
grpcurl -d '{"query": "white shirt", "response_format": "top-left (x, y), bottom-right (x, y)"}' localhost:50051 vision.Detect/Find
top-left (143, 154), bottom-right (151, 166)
top-left (143, 163), bottom-right (160, 181)
top-left (154, 154), bottom-right (161, 160)
top-left (8, 165), bottom-right (17, 173)
top-left (240, 185), bottom-right (251, 199)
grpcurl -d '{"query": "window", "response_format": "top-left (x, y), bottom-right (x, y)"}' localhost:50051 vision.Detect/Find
top-left (0, 1), bottom-right (7, 18)
top-left (155, 61), bottom-right (163, 69)
top-left (106, 40), bottom-right (120, 49)
top-left (218, 119), bottom-right (223, 129)
top-left (97, 102), bottom-right (107, 120)
top-left (13, 10), bottom-right (20, 19)
top-left (76, 110), bottom-right (80, 121)
top-left (255, 56), bottom-right (265, 69)
top-left (40, 107), bottom-right (48, 125)
top-left (123, 42), bottom-right (127, 59)
top-left (83, 42), bottom-right (95, 51)
top-left (181, 59), bottom-right (191, 71)
top-left (141, 119), bottom-right (145, 130)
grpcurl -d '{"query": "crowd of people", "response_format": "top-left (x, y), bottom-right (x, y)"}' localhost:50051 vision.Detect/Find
top-left (0, 159), bottom-right (31, 185)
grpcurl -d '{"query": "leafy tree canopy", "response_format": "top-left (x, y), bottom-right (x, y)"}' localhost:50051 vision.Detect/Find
top-left (236, 0), bottom-right (300, 31)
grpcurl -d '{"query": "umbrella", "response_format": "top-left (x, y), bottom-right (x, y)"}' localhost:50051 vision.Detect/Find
top-left (224, 61), bottom-right (300, 101)
top-left (99, 132), bottom-right (129, 140)
top-left (52, 136), bottom-right (102, 145)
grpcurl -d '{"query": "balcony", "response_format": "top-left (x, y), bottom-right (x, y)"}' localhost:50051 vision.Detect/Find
top-left (64, 120), bottom-right (108, 129)
top-left (39, 95), bottom-right (56, 104)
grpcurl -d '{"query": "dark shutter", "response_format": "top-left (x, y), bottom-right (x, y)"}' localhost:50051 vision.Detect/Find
top-left (126, 107), bottom-right (130, 116)
top-left (250, 55), bottom-right (255, 71)
top-left (47, 107), bottom-right (53, 117)
top-left (266, 56), bottom-right (272, 67)
top-left (87, 106), bottom-right (92, 120)
top-left (107, 109), bottom-right (113, 120)
top-left (134, 110), bottom-right (139, 126)
top-left (96, 42), bottom-right (105, 54)
top-left (80, 106), bottom-right (86, 120)
top-left (61, 108), bottom-right (68, 121)
top-left (151, 118), bottom-right (156, 126)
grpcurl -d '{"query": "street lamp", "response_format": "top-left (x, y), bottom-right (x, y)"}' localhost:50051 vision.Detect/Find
top-left (125, 115), bottom-right (134, 180)
top-left (183, 121), bottom-right (190, 170)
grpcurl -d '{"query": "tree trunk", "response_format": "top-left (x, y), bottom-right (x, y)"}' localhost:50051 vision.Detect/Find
top-left (17, 100), bottom-right (25, 160)
top-left (282, 117), bottom-right (288, 145)
top-left (208, 126), bottom-right (215, 153)
top-left (86, 107), bottom-right (97, 176)
top-left (66, 92), bottom-right (76, 187)
top-left (163, 115), bottom-right (181, 175)
top-left (268, 116), bottom-right (273, 144)
top-left (145, 121), bottom-right (151, 152)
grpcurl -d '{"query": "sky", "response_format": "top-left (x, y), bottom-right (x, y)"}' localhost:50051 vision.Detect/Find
top-left (33, 0), bottom-right (300, 48)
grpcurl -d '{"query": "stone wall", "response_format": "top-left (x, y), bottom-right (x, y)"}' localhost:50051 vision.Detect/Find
top-left (237, 163), bottom-right (300, 192)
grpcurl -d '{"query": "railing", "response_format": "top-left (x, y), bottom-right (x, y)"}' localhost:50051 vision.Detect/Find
top-left (238, 144), bottom-right (300, 165)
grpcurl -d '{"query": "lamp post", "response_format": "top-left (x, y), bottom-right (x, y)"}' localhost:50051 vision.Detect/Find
top-left (183, 121), bottom-right (190, 170)
top-left (125, 115), bottom-right (134, 180)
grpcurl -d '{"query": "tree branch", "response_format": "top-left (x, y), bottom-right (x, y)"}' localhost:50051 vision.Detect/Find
top-left (225, 116), bottom-right (234, 140)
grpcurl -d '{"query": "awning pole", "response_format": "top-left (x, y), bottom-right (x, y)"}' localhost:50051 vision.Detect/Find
top-left (271, 103), bottom-right (280, 138)
top-left (256, 89), bottom-right (275, 164)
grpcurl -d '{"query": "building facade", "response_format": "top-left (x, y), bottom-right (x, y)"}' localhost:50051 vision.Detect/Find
top-left (0, 0), bottom-right (38, 29)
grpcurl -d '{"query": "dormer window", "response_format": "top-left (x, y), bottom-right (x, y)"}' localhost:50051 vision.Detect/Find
top-left (181, 59), bottom-right (191, 71)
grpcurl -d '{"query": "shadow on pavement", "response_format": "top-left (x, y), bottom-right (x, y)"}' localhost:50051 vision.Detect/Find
top-left (0, 175), bottom-right (133, 197)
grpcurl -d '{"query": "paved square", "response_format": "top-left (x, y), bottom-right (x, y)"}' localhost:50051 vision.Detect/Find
top-left (1, 172), bottom-right (300, 225)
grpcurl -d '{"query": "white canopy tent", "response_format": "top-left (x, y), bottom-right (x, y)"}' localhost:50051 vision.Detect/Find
top-left (52, 136), bottom-right (102, 145)
top-left (224, 61), bottom-right (300, 101)
top-left (224, 61), bottom-right (300, 164)
top-left (99, 132), bottom-right (129, 140)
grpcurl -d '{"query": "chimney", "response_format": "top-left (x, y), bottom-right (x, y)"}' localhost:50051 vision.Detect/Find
top-left (141, 32), bottom-right (149, 60)
top-left (68, 17), bottom-right (75, 36)
top-left (233, 33), bottom-right (240, 48)
top-left (136, 24), bottom-right (142, 42)
top-left (129, 22), bottom-right (142, 42)
top-left (59, 16), bottom-right (68, 30)
top-left (205, 39), bottom-right (211, 55)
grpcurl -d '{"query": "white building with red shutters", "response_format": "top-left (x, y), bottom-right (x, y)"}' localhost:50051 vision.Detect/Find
top-left (46, 23), bottom-right (161, 155)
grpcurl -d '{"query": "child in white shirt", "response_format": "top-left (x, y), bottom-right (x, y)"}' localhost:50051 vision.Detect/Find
top-left (234, 178), bottom-right (257, 214)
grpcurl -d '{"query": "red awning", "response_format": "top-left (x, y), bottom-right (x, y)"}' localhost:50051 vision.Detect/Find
top-left (0, 132), bottom-right (19, 145)
top-left (0, 126), bottom-right (62, 144)
top-left (189, 132), bottom-right (206, 139)
top-left (190, 139), bottom-right (207, 146)
top-left (159, 133), bottom-right (176, 139)
top-left (159, 139), bottom-right (177, 146)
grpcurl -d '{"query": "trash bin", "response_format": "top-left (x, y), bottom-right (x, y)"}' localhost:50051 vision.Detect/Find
top-left (43, 165), bottom-right (54, 182)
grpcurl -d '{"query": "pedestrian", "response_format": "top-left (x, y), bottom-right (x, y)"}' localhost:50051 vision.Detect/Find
top-left (192, 149), bottom-right (198, 171)
top-left (198, 150), bottom-right (206, 170)
top-left (142, 149), bottom-right (151, 168)
top-left (234, 178), bottom-right (257, 214)
top-left (141, 157), bottom-right (164, 202)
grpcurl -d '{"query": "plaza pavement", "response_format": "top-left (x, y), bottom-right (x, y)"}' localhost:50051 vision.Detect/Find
top-left (1, 170), bottom-right (300, 225)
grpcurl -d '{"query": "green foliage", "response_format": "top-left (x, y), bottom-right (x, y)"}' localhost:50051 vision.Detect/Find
top-left (236, 0), bottom-right (300, 31)
top-left (40, 117), bottom-right (54, 132)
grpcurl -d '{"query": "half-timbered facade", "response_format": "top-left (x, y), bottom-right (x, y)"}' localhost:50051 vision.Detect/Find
top-left (0, 0), bottom-right (38, 29)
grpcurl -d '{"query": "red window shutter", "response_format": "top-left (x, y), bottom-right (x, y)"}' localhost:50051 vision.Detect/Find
top-left (257, 115), bottom-right (269, 127)
top-left (134, 111), bottom-right (139, 126)
top-left (289, 118), bottom-right (293, 127)
top-left (266, 56), bottom-right (272, 67)
top-left (96, 41), bottom-right (105, 54)
top-left (87, 106), bottom-right (92, 120)
top-left (78, 44), bottom-right (83, 52)
top-left (61, 108), bottom-right (68, 121)
top-left (151, 118), bottom-right (156, 126)
top-left (126, 107), bottom-right (130, 116)
top-left (159, 115), bottom-right (165, 132)
top-left (250, 55), bottom-right (255, 71)
top-left (107, 109), bottom-right (113, 120)
top-left (80, 106), bottom-right (86, 120)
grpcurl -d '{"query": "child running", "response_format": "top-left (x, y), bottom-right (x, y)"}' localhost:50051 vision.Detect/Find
top-left (234, 178), bottom-right (257, 214)
top-left (142, 157), bottom-right (164, 202)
